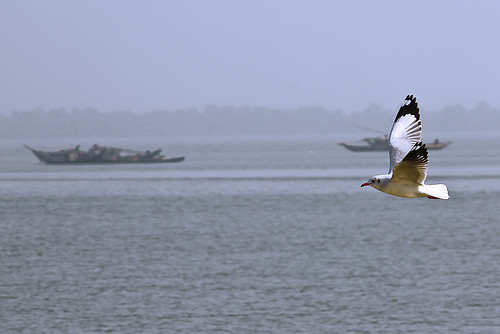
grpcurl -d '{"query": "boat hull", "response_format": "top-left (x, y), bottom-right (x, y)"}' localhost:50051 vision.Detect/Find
top-left (338, 143), bottom-right (386, 152)
top-left (38, 157), bottom-right (185, 165)
top-left (339, 141), bottom-right (451, 152)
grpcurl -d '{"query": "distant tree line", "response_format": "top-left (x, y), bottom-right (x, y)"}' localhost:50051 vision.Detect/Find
top-left (0, 103), bottom-right (498, 139)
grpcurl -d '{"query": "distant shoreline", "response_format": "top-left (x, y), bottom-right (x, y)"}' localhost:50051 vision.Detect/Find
top-left (1, 104), bottom-right (498, 138)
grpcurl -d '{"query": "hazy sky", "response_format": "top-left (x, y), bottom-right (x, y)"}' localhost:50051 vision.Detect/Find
top-left (2, 1), bottom-right (500, 113)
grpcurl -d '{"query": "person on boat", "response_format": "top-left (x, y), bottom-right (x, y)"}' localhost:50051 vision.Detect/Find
top-left (74, 144), bottom-right (84, 159)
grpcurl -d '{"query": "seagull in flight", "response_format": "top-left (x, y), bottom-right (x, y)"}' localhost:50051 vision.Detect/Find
top-left (361, 95), bottom-right (449, 199)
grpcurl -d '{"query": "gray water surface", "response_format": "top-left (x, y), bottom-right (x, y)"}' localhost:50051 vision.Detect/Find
top-left (1, 133), bottom-right (500, 333)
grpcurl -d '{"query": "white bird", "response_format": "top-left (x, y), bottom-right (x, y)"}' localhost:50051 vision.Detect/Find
top-left (361, 95), bottom-right (449, 199)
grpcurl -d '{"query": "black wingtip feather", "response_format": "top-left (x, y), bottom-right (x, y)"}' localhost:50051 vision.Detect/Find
top-left (403, 141), bottom-right (428, 165)
top-left (394, 95), bottom-right (420, 123)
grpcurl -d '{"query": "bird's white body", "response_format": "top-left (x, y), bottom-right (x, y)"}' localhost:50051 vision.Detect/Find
top-left (361, 95), bottom-right (449, 200)
top-left (368, 173), bottom-right (448, 199)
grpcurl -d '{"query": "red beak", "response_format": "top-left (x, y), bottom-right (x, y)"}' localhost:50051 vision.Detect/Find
top-left (361, 182), bottom-right (369, 187)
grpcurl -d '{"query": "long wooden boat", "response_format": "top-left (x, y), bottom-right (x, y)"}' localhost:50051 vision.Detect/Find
top-left (24, 144), bottom-right (185, 165)
top-left (339, 136), bottom-right (451, 152)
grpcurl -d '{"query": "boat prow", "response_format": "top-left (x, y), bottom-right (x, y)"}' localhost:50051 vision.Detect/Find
top-left (425, 140), bottom-right (452, 150)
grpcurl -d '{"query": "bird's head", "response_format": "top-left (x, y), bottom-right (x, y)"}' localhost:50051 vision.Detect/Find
top-left (361, 175), bottom-right (388, 190)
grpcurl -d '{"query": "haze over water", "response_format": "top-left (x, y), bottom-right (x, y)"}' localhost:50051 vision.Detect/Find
top-left (1, 132), bottom-right (500, 333)
top-left (3, 2), bottom-right (500, 112)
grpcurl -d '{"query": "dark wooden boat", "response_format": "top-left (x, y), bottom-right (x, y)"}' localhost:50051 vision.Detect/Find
top-left (24, 144), bottom-right (185, 165)
top-left (339, 136), bottom-right (451, 152)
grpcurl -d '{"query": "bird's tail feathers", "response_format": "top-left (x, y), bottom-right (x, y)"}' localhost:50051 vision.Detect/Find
top-left (422, 184), bottom-right (449, 200)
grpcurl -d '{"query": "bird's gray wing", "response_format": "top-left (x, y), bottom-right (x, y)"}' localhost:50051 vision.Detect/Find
top-left (388, 95), bottom-right (422, 172)
top-left (391, 142), bottom-right (428, 185)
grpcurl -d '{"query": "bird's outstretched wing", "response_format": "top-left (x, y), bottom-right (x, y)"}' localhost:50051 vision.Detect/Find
top-left (389, 95), bottom-right (422, 172)
top-left (391, 142), bottom-right (428, 185)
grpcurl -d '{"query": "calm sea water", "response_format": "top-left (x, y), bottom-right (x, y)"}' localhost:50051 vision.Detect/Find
top-left (1, 132), bottom-right (500, 333)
